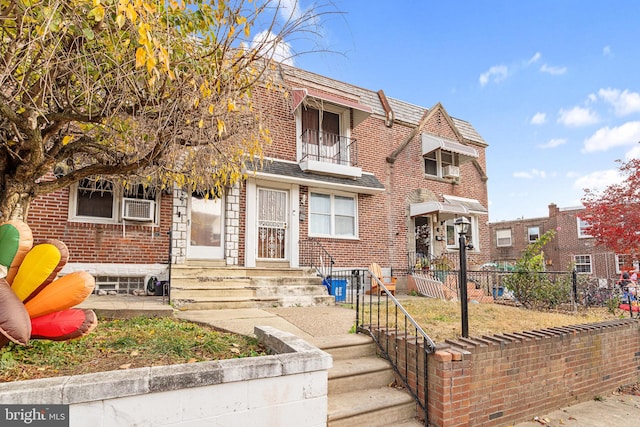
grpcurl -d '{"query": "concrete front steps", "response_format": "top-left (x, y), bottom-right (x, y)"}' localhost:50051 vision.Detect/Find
top-left (169, 264), bottom-right (334, 310)
top-left (312, 334), bottom-right (423, 427)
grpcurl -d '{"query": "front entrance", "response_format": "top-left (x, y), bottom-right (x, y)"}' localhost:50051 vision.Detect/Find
top-left (187, 194), bottom-right (224, 259)
top-left (257, 188), bottom-right (288, 260)
top-left (415, 216), bottom-right (431, 261)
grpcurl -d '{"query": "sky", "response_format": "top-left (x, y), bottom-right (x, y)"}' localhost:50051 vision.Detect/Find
top-left (266, 0), bottom-right (640, 223)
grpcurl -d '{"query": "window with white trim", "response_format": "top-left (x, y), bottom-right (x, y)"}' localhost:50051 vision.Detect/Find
top-left (445, 216), bottom-right (477, 250)
top-left (574, 254), bottom-right (592, 274)
top-left (615, 254), bottom-right (638, 274)
top-left (309, 191), bottom-right (357, 238)
top-left (577, 217), bottom-right (592, 238)
top-left (496, 229), bottom-right (512, 247)
top-left (527, 226), bottom-right (540, 242)
top-left (69, 178), bottom-right (158, 224)
top-left (298, 104), bottom-right (350, 165)
top-left (424, 150), bottom-right (459, 178)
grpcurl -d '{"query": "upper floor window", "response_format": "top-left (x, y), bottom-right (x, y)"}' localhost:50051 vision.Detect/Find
top-left (301, 106), bottom-right (349, 165)
top-left (496, 229), bottom-right (512, 247)
top-left (574, 254), bottom-right (592, 274)
top-left (445, 216), bottom-right (477, 250)
top-left (424, 150), bottom-right (459, 179)
top-left (527, 226), bottom-right (540, 242)
top-left (69, 178), bottom-right (158, 224)
top-left (309, 191), bottom-right (357, 238)
top-left (577, 217), bottom-right (592, 238)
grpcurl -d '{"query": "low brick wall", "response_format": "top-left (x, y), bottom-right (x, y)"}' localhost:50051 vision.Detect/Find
top-left (0, 326), bottom-right (332, 427)
top-left (375, 318), bottom-right (640, 427)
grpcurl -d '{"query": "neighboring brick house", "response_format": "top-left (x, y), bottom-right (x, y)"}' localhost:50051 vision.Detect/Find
top-left (27, 64), bottom-right (491, 292)
top-left (489, 203), bottom-right (622, 283)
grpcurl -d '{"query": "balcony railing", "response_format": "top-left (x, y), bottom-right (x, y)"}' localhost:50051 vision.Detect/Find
top-left (300, 129), bottom-right (358, 167)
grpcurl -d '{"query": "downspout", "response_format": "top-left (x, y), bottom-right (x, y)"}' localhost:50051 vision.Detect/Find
top-left (377, 90), bottom-right (395, 128)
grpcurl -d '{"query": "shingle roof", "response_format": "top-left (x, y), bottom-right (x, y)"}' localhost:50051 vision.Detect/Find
top-left (247, 159), bottom-right (385, 193)
top-left (281, 65), bottom-right (487, 146)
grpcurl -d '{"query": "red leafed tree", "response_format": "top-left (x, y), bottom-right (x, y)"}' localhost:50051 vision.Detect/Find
top-left (581, 158), bottom-right (640, 257)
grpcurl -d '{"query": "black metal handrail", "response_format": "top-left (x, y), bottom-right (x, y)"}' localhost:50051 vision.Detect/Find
top-left (300, 129), bottom-right (358, 167)
top-left (343, 268), bottom-right (436, 426)
top-left (299, 238), bottom-right (334, 280)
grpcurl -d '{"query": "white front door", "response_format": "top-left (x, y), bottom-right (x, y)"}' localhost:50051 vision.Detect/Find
top-left (187, 194), bottom-right (224, 259)
top-left (257, 188), bottom-right (288, 260)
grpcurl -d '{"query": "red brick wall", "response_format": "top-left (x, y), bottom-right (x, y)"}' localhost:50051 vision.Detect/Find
top-left (27, 187), bottom-right (171, 264)
top-left (375, 319), bottom-right (640, 427)
top-left (289, 104), bottom-right (490, 271)
top-left (490, 205), bottom-right (619, 280)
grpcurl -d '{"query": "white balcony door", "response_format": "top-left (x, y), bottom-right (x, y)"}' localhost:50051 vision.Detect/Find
top-left (187, 194), bottom-right (224, 259)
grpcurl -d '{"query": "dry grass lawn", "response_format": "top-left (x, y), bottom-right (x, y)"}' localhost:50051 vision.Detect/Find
top-left (373, 297), bottom-right (624, 343)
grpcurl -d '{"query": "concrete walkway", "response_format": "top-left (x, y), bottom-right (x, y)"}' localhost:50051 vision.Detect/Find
top-left (79, 294), bottom-right (640, 426)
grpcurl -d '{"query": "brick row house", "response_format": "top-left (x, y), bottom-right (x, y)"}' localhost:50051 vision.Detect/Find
top-left (489, 203), bottom-right (624, 285)
top-left (26, 65), bottom-right (491, 299)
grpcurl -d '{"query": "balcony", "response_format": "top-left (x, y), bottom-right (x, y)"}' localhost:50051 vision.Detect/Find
top-left (299, 129), bottom-right (362, 178)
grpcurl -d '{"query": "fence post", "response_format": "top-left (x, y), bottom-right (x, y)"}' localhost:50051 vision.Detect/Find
top-left (572, 269), bottom-right (578, 312)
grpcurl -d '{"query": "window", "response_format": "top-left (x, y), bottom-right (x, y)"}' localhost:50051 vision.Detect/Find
top-left (527, 226), bottom-right (540, 242)
top-left (301, 106), bottom-right (347, 164)
top-left (309, 191), bottom-right (356, 238)
top-left (74, 178), bottom-right (116, 220)
top-left (445, 216), bottom-right (476, 249)
top-left (574, 255), bottom-right (592, 274)
top-left (496, 229), bottom-right (512, 247)
top-left (615, 254), bottom-right (638, 274)
top-left (70, 179), bottom-right (158, 224)
top-left (424, 150), bottom-right (459, 178)
top-left (577, 217), bottom-right (592, 238)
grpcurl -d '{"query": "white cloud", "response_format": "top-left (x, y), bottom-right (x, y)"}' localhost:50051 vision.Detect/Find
top-left (527, 52), bottom-right (541, 65)
top-left (598, 88), bottom-right (640, 116)
top-left (251, 30), bottom-right (294, 65)
top-left (279, 0), bottom-right (302, 21)
top-left (558, 106), bottom-right (599, 127)
top-left (603, 45), bottom-right (612, 56)
top-left (540, 64), bottom-right (567, 75)
top-left (538, 138), bottom-right (566, 149)
top-left (530, 112), bottom-right (546, 125)
top-left (573, 169), bottom-right (623, 191)
top-left (625, 145), bottom-right (640, 160)
top-left (582, 121), bottom-right (640, 152)
top-left (479, 65), bottom-right (508, 86)
top-left (513, 169), bottom-right (547, 179)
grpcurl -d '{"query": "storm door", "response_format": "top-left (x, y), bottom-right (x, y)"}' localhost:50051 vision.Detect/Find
top-left (257, 188), bottom-right (288, 260)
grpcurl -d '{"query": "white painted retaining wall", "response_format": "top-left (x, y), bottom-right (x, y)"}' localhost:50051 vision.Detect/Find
top-left (0, 326), bottom-right (332, 427)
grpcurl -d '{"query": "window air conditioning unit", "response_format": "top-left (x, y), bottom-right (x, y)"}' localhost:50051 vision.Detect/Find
top-left (122, 198), bottom-right (155, 221)
top-left (443, 165), bottom-right (460, 178)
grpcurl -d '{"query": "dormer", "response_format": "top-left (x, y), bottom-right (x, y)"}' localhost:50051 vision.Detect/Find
top-left (292, 88), bottom-right (372, 178)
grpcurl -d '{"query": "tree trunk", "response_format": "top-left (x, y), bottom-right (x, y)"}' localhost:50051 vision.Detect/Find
top-left (0, 180), bottom-right (34, 223)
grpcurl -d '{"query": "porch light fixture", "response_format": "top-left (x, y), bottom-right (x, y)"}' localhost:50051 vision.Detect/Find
top-left (454, 217), bottom-right (470, 338)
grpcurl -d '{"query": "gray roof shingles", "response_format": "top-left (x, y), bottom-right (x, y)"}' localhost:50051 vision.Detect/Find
top-left (281, 65), bottom-right (486, 146)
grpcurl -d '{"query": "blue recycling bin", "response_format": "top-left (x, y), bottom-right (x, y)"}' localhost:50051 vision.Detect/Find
top-left (330, 279), bottom-right (347, 302)
top-left (492, 286), bottom-right (504, 299)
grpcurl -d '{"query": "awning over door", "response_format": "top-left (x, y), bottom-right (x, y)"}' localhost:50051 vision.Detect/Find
top-left (410, 197), bottom-right (488, 219)
top-left (291, 88), bottom-right (373, 114)
top-left (421, 133), bottom-right (478, 163)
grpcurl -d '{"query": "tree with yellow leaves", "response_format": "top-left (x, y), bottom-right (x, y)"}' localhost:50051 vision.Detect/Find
top-left (0, 0), bottom-right (333, 220)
